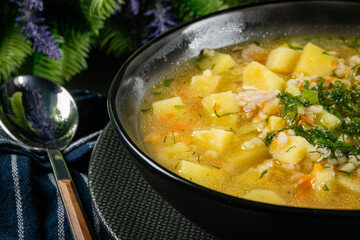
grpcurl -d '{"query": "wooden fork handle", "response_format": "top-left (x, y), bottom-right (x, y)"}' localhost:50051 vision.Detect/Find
top-left (58, 179), bottom-right (93, 240)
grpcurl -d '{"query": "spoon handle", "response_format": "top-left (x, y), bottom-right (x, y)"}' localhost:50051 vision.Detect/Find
top-left (48, 149), bottom-right (94, 240)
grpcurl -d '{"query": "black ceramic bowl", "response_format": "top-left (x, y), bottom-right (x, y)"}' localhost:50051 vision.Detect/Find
top-left (108, 1), bottom-right (360, 238)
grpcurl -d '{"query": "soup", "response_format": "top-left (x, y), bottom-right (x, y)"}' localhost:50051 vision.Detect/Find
top-left (139, 36), bottom-right (360, 209)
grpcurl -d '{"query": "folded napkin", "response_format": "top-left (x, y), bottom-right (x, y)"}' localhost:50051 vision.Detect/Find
top-left (0, 90), bottom-right (111, 240)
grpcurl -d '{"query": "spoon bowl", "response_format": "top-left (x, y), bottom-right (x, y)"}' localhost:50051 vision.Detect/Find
top-left (0, 75), bottom-right (93, 240)
top-left (0, 75), bottom-right (78, 150)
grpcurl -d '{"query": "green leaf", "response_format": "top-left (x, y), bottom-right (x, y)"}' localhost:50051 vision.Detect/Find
top-left (0, 25), bottom-right (32, 84)
top-left (90, 0), bottom-right (123, 20)
top-left (161, 78), bottom-right (174, 87)
top-left (97, 15), bottom-right (134, 57)
top-left (173, 0), bottom-right (229, 22)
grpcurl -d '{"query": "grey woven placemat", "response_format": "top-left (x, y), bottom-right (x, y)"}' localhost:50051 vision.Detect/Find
top-left (89, 123), bottom-right (215, 240)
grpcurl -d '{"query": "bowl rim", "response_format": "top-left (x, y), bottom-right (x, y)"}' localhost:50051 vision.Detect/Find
top-left (108, 0), bottom-right (360, 217)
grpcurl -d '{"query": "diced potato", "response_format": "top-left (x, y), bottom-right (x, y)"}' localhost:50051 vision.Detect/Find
top-left (315, 110), bottom-right (341, 130)
top-left (313, 168), bottom-right (335, 190)
top-left (175, 159), bottom-right (226, 189)
top-left (285, 84), bottom-right (301, 96)
top-left (268, 116), bottom-right (285, 131)
top-left (266, 47), bottom-right (301, 73)
top-left (212, 114), bottom-right (239, 129)
top-left (269, 136), bottom-right (311, 164)
top-left (243, 189), bottom-right (285, 205)
top-left (338, 175), bottom-right (360, 193)
top-left (192, 128), bottom-right (234, 152)
top-left (198, 52), bottom-right (237, 74)
top-left (190, 71), bottom-right (221, 97)
top-left (225, 142), bottom-right (269, 169)
top-left (262, 99), bottom-right (281, 116)
top-left (152, 96), bottom-right (185, 117)
top-left (243, 61), bottom-right (286, 92)
top-left (161, 142), bottom-right (190, 158)
top-left (202, 91), bottom-right (240, 116)
top-left (294, 43), bottom-right (335, 76)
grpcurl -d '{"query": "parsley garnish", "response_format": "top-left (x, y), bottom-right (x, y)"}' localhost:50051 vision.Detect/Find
top-left (161, 78), bottom-right (174, 87)
top-left (259, 169), bottom-right (269, 179)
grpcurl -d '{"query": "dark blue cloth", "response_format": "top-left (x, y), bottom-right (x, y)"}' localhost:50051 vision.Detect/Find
top-left (0, 90), bottom-right (111, 240)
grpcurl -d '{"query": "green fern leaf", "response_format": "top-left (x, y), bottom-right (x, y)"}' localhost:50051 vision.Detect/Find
top-left (90, 0), bottom-right (124, 20)
top-left (0, 25), bottom-right (32, 84)
top-left (222, 0), bottom-right (257, 7)
top-left (173, 0), bottom-right (229, 22)
top-left (33, 32), bottom-right (91, 85)
top-left (97, 16), bottom-right (134, 57)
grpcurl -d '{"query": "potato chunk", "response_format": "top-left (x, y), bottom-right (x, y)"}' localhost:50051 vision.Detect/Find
top-left (192, 128), bottom-right (234, 152)
top-left (152, 96), bottom-right (185, 117)
top-left (202, 91), bottom-right (240, 116)
top-left (313, 168), bottom-right (335, 190)
top-left (316, 110), bottom-right (341, 130)
top-left (294, 43), bottom-right (335, 76)
top-left (269, 135), bottom-right (311, 164)
top-left (243, 189), bottom-right (285, 205)
top-left (268, 116), bottom-right (285, 131)
top-left (199, 52), bottom-right (237, 74)
top-left (338, 175), bottom-right (360, 193)
top-left (243, 61), bottom-right (286, 92)
top-left (285, 84), bottom-right (301, 96)
top-left (266, 47), bottom-right (301, 73)
top-left (175, 160), bottom-right (226, 189)
top-left (190, 70), bottom-right (221, 97)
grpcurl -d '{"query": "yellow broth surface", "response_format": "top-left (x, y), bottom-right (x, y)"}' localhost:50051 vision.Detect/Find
top-left (139, 36), bottom-right (360, 209)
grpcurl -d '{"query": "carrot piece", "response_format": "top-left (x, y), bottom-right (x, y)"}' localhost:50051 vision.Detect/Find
top-left (299, 174), bottom-right (314, 189)
top-left (172, 123), bottom-right (187, 132)
top-left (260, 101), bottom-right (267, 110)
top-left (275, 130), bottom-right (289, 139)
top-left (331, 60), bottom-right (338, 68)
top-left (298, 117), bottom-right (314, 125)
top-left (213, 103), bottom-right (222, 111)
top-left (313, 163), bottom-right (323, 173)
top-left (160, 113), bottom-right (176, 123)
top-left (203, 154), bottom-right (223, 168)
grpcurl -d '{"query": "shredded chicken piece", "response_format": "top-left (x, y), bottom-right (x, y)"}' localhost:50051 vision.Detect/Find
top-left (234, 90), bottom-right (276, 108)
top-left (241, 44), bottom-right (268, 63)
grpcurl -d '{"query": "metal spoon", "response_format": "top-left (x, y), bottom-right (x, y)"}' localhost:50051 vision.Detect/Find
top-left (0, 75), bottom-right (94, 240)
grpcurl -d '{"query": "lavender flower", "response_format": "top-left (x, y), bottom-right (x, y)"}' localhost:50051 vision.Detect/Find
top-left (24, 87), bottom-right (57, 143)
top-left (128, 0), bottom-right (140, 16)
top-left (11, 0), bottom-right (61, 60)
top-left (144, 1), bottom-right (177, 39)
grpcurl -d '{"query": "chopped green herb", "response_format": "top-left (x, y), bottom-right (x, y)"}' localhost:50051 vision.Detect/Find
top-left (141, 108), bottom-right (152, 113)
top-left (259, 169), bottom-right (269, 179)
top-left (175, 161), bottom-right (180, 169)
top-left (195, 64), bottom-right (202, 71)
top-left (322, 51), bottom-right (330, 55)
top-left (338, 170), bottom-right (352, 177)
top-left (356, 67), bottom-right (360, 76)
top-left (152, 92), bottom-right (165, 97)
top-left (214, 109), bottom-right (232, 118)
top-left (322, 183), bottom-right (330, 191)
top-left (174, 105), bottom-right (185, 109)
top-left (199, 113), bottom-right (202, 118)
top-left (253, 40), bottom-right (261, 46)
top-left (212, 165), bottom-right (220, 169)
top-left (211, 64), bottom-right (216, 69)
top-left (161, 78), bottom-right (174, 87)
top-left (197, 154), bottom-right (200, 163)
top-left (286, 146), bottom-right (296, 152)
top-left (172, 131), bottom-right (176, 144)
top-left (226, 127), bottom-right (236, 133)
top-left (163, 136), bottom-right (167, 143)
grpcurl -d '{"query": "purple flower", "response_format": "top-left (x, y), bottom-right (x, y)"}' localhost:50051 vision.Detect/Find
top-left (11, 0), bottom-right (61, 60)
top-left (128, 0), bottom-right (140, 16)
top-left (24, 87), bottom-right (57, 142)
top-left (144, 1), bottom-right (177, 39)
